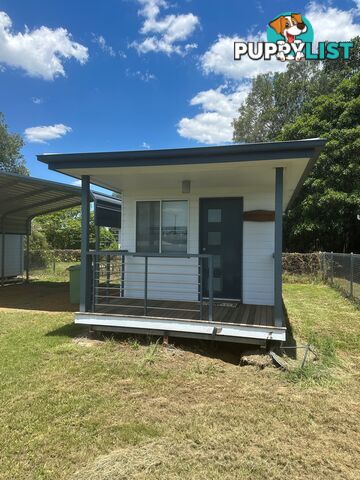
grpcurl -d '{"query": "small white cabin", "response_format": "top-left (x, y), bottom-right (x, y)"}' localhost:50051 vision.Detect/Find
top-left (38, 139), bottom-right (326, 346)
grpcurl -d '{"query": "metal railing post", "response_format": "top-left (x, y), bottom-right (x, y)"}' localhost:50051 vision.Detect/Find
top-left (199, 257), bottom-right (203, 320)
top-left (208, 255), bottom-right (214, 322)
top-left (144, 256), bottom-right (148, 315)
top-left (350, 252), bottom-right (354, 298)
top-left (330, 251), bottom-right (334, 284)
top-left (106, 254), bottom-right (110, 296)
top-left (121, 254), bottom-right (125, 298)
top-left (91, 254), bottom-right (96, 312)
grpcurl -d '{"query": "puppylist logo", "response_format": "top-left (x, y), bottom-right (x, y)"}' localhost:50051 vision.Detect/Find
top-left (234, 12), bottom-right (353, 62)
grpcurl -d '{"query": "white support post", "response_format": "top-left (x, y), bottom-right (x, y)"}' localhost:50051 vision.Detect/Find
top-left (274, 167), bottom-right (284, 327)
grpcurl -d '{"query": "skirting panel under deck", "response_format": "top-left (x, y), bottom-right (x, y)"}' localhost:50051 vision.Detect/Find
top-left (75, 312), bottom-right (286, 343)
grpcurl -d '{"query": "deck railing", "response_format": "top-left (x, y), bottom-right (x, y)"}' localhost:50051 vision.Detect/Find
top-left (87, 251), bottom-right (214, 321)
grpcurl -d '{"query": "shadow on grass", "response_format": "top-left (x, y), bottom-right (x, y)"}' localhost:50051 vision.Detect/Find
top-left (44, 324), bottom-right (249, 365)
top-left (0, 281), bottom-right (77, 313)
top-left (281, 301), bottom-right (297, 359)
top-left (46, 322), bottom-right (86, 338)
top-left (93, 331), bottom-right (261, 366)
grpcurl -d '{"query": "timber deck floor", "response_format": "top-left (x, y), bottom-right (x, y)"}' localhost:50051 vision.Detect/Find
top-left (94, 298), bottom-right (275, 327)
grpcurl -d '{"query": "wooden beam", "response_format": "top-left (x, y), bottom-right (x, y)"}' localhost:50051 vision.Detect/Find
top-left (243, 210), bottom-right (275, 222)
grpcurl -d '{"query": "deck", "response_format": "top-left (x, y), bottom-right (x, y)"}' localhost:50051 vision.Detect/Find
top-left (94, 298), bottom-right (275, 327)
top-left (76, 298), bottom-right (285, 345)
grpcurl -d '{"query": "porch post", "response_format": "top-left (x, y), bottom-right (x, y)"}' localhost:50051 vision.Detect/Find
top-left (80, 175), bottom-right (91, 312)
top-left (274, 167), bottom-right (284, 327)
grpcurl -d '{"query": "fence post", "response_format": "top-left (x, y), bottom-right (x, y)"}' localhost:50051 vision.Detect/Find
top-left (330, 251), bottom-right (334, 284)
top-left (350, 252), bottom-right (354, 298)
top-left (319, 251), bottom-right (323, 281)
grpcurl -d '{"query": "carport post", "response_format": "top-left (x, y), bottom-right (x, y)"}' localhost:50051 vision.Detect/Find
top-left (26, 234), bottom-right (30, 282)
top-left (80, 175), bottom-right (91, 312)
top-left (25, 218), bottom-right (31, 283)
top-left (274, 167), bottom-right (284, 327)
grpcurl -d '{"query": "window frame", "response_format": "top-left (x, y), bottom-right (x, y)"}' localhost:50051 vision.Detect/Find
top-left (135, 199), bottom-right (189, 254)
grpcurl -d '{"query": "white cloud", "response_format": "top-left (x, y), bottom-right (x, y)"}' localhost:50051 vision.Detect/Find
top-left (199, 1), bottom-right (360, 82)
top-left (131, 0), bottom-right (199, 55)
top-left (256, 2), bottom-right (264, 14)
top-left (178, 84), bottom-right (250, 144)
top-left (24, 124), bottom-right (72, 143)
top-left (201, 34), bottom-right (286, 81)
top-left (305, 1), bottom-right (360, 43)
top-left (141, 141), bottom-right (151, 149)
top-left (72, 179), bottom-right (82, 186)
top-left (31, 97), bottom-right (43, 104)
top-left (0, 11), bottom-right (88, 80)
top-left (178, 0), bottom-right (360, 144)
top-left (126, 68), bottom-right (156, 81)
top-left (92, 35), bottom-right (116, 57)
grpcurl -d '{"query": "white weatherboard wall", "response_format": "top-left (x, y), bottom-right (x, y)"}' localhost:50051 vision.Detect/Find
top-left (120, 186), bottom-right (275, 306)
top-left (0, 234), bottom-right (24, 278)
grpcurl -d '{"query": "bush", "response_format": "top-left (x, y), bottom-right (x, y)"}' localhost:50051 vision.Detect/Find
top-left (283, 253), bottom-right (322, 276)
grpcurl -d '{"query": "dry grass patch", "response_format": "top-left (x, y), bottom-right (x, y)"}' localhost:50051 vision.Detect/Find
top-left (0, 283), bottom-right (359, 479)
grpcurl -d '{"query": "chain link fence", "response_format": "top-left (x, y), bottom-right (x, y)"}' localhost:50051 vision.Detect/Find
top-left (320, 252), bottom-right (360, 302)
top-left (17, 250), bottom-right (360, 304)
top-left (27, 249), bottom-right (81, 282)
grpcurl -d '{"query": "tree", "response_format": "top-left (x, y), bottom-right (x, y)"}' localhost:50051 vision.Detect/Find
top-left (278, 72), bottom-right (360, 252)
top-left (232, 62), bottom-right (320, 143)
top-left (33, 207), bottom-right (118, 250)
top-left (0, 112), bottom-right (28, 175)
top-left (232, 37), bottom-right (360, 143)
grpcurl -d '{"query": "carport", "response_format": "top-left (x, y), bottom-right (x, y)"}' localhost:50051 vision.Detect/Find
top-left (0, 172), bottom-right (122, 286)
top-left (0, 171), bottom-right (82, 284)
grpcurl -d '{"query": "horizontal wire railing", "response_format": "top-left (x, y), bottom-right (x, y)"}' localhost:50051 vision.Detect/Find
top-left (320, 252), bottom-right (360, 302)
top-left (88, 251), bottom-right (214, 321)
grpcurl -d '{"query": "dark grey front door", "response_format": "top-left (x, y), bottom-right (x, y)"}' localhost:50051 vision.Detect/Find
top-left (199, 198), bottom-right (243, 300)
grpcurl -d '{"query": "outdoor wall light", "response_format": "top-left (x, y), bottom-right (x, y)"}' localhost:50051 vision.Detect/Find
top-left (182, 180), bottom-right (191, 194)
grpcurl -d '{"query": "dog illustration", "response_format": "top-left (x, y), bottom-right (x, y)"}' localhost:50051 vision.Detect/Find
top-left (269, 13), bottom-right (307, 61)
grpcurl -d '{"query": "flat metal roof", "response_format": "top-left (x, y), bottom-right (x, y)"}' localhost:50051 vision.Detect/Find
top-left (0, 171), bottom-right (82, 234)
top-left (0, 172), bottom-right (122, 234)
top-left (37, 138), bottom-right (326, 169)
top-left (37, 138), bottom-right (326, 211)
top-left (92, 191), bottom-right (121, 228)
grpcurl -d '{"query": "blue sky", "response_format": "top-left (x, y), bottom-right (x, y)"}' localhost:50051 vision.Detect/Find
top-left (0, 0), bottom-right (359, 185)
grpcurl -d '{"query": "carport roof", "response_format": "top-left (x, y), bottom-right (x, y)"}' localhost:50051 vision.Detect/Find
top-left (0, 171), bottom-right (82, 235)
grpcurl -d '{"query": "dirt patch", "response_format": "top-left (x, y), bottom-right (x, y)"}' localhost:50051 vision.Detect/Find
top-left (240, 351), bottom-right (273, 369)
top-left (72, 337), bottom-right (104, 347)
top-left (0, 282), bottom-right (77, 313)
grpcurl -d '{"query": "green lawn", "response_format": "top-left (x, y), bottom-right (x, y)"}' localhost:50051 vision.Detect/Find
top-left (0, 283), bottom-right (359, 479)
top-left (30, 261), bottom-right (74, 283)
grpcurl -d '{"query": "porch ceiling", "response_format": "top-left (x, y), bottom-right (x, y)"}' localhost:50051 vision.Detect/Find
top-left (38, 138), bottom-right (326, 211)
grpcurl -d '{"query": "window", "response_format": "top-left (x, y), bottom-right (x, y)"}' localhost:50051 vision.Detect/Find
top-left (136, 201), bottom-right (160, 253)
top-left (136, 200), bottom-right (188, 253)
top-left (161, 201), bottom-right (188, 253)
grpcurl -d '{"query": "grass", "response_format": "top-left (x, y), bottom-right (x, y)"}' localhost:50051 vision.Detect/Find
top-left (30, 261), bottom-right (74, 283)
top-left (0, 282), bottom-right (359, 479)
